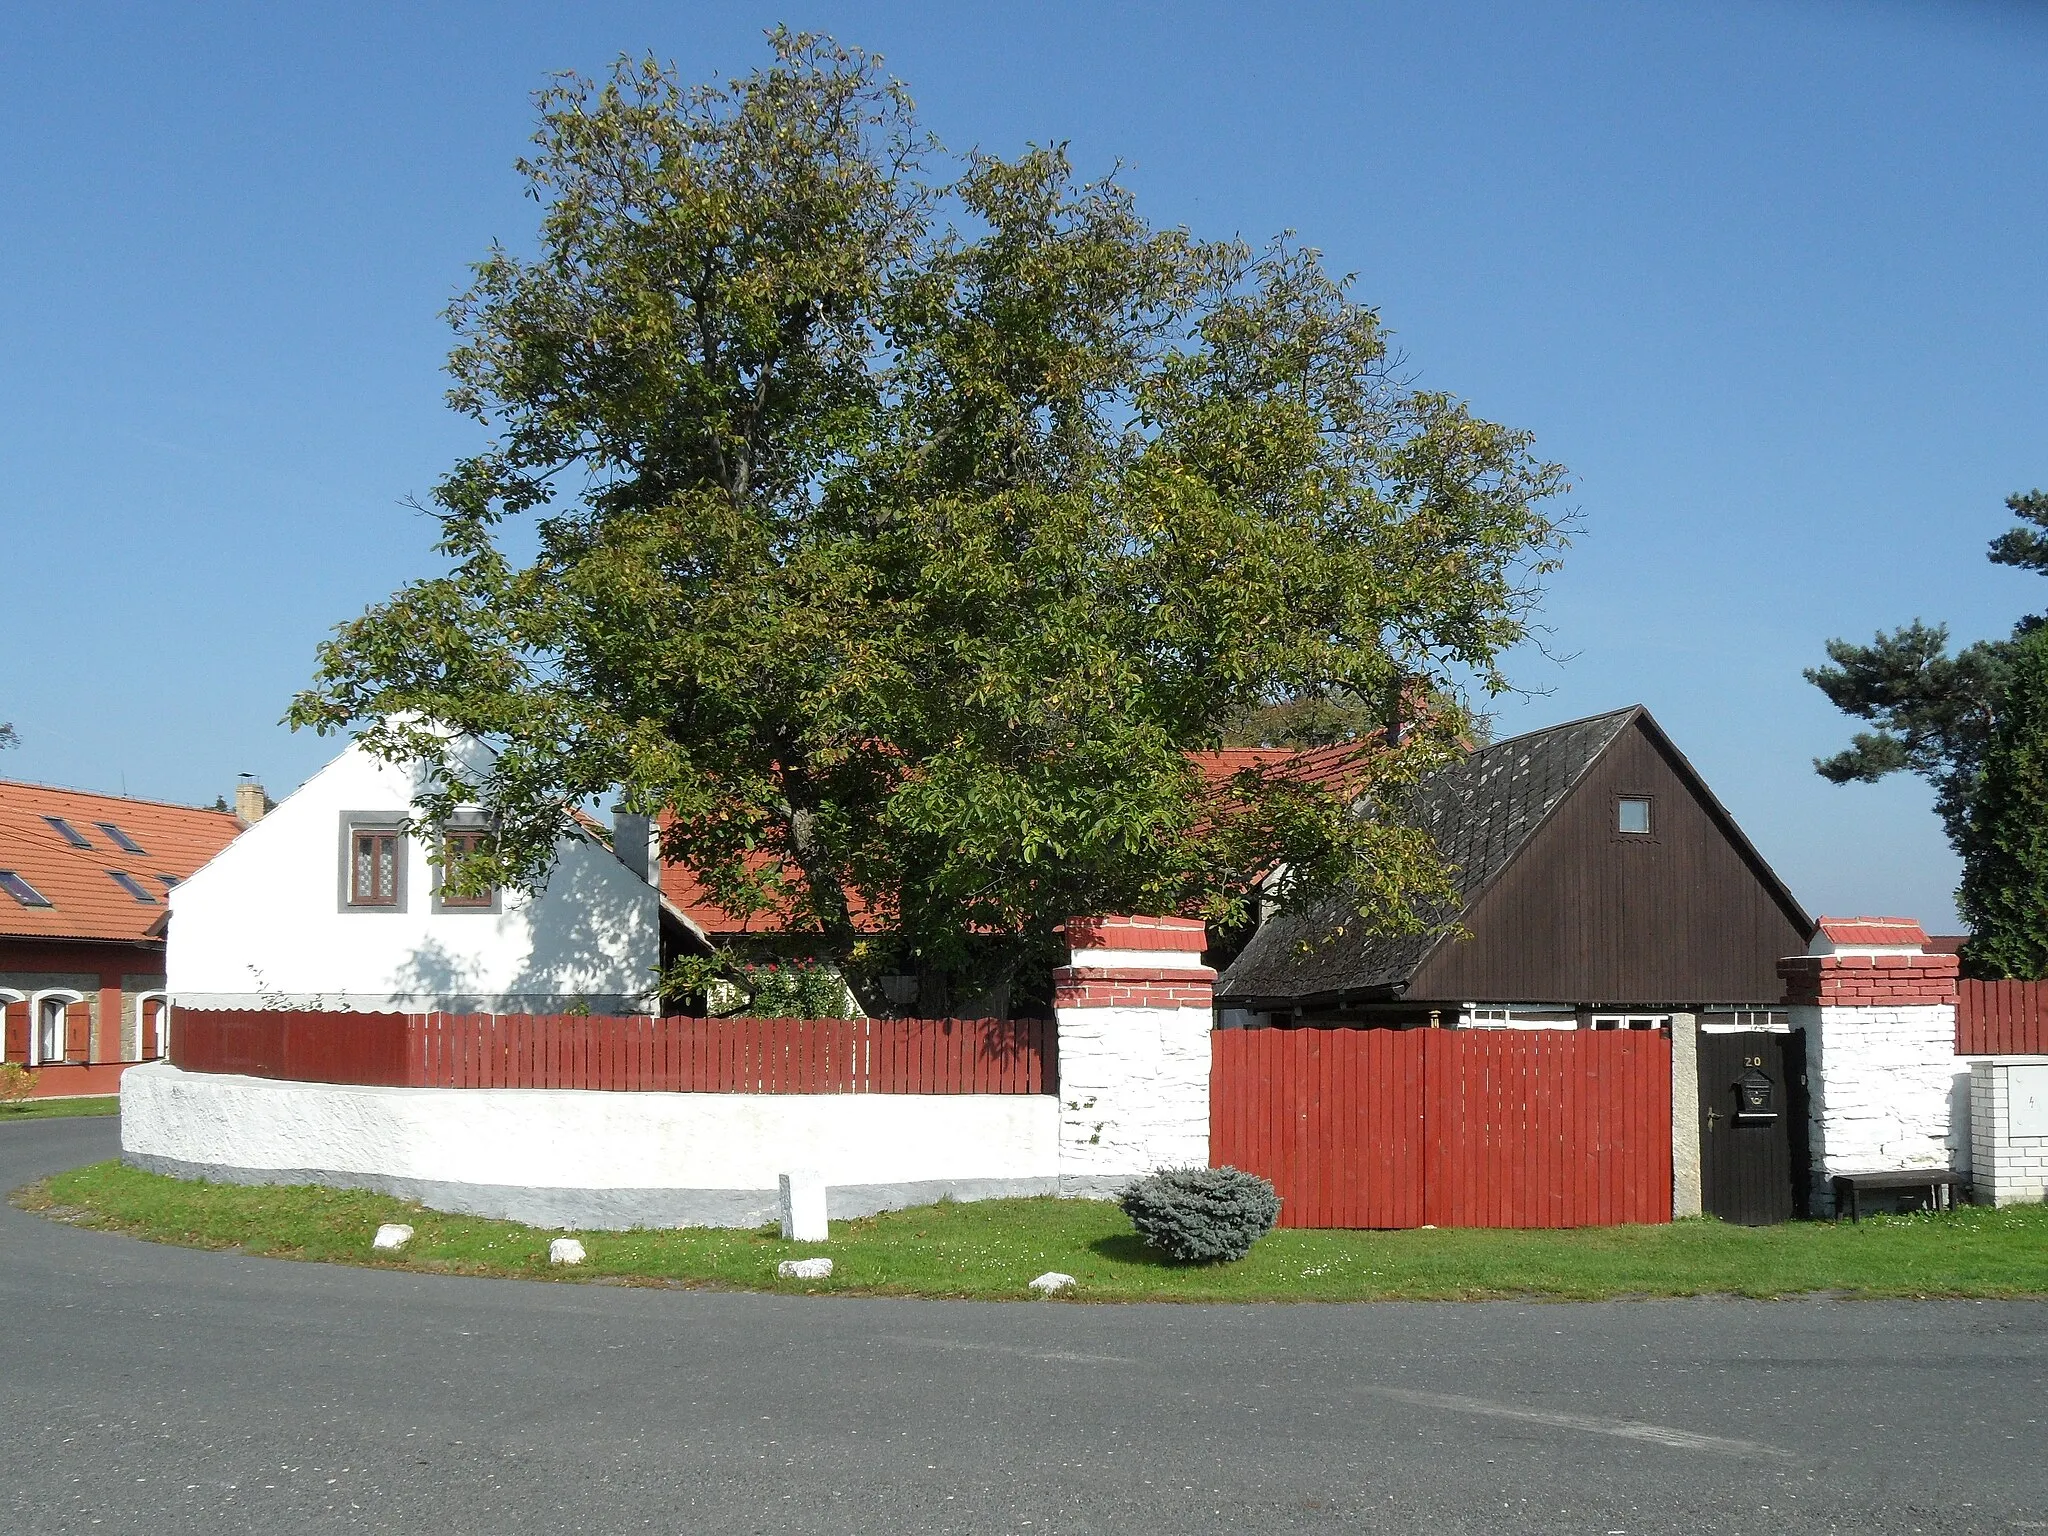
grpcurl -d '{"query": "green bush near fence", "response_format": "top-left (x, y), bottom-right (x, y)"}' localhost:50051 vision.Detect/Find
top-left (16, 1160), bottom-right (2048, 1302)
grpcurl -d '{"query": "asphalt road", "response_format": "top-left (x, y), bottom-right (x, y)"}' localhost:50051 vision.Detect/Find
top-left (3, 1118), bottom-right (2045, 1535)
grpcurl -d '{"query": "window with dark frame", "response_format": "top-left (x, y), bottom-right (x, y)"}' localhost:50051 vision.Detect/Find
top-left (1616, 796), bottom-right (1653, 835)
top-left (438, 829), bottom-right (495, 908)
top-left (43, 816), bottom-right (93, 848)
top-left (96, 821), bottom-right (147, 853)
top-left (107, 870), bottom-right (158, 903)
top-left (349, 828), bottom-right (401, 907)
top-left (0, 870), bottom-right (53, 907)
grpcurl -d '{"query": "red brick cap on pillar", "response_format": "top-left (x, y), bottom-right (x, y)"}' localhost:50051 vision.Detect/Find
top-left (1778, 915), bottom-right (1959, 1007)
top-left (1054, 914), bottom-right (1215, 1010)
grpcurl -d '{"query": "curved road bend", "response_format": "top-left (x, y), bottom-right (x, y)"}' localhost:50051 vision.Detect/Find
top-left (3, 1118), bottom-right (2044, 1534)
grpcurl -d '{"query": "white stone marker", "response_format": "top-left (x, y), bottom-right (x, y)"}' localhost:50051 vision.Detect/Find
top-left (548, 1237), bottom-right (587, 1266)
top-left (778, 1257), bottom-right (833, 1280)
top-left (372, 1223), bottom-right (414, 1251)
top-left (779, 1170), bottom-right (828, 1242)
top-left (1028, 1271), bottom-right (1076, 1295)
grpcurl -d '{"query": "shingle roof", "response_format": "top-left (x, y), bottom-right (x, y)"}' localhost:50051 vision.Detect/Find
top-left (0, 780), bottom-right (244, 944)
top-left (1217, 708), bottom-right (1641, 1002)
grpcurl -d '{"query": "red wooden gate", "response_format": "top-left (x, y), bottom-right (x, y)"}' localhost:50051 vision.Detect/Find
top-left (1211, 1027), bottom-right (1672, 1229)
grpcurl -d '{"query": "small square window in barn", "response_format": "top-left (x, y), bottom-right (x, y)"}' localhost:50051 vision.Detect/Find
top-left (1616, 797), bottom-right (1652, 835)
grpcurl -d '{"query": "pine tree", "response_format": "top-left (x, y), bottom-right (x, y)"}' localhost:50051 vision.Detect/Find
top-left (1958, 622), bottom-right (2048, 978)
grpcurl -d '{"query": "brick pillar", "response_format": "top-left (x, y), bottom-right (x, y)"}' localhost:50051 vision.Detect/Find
top-left (1778, 917), bottom-right (1960, 1214)
top-left (1052, 915), bottom-right (1214, 1198)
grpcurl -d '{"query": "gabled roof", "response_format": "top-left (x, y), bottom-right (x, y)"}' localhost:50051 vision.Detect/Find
top-left (1218, 705), bottom-right (1817, 1006)
top-left (1219, 708), bottom-right (1640, 1001)
top-left (0, 779), bottom-right (243, 945)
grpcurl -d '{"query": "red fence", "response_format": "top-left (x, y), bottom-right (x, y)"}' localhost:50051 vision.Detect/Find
top-left (169, 1010), bottom-right (1054, 1095)
top-left (1211, 1027), bottom-right (1672, 1229)
top-left (1956, 980), bottom-right (2048, 1056)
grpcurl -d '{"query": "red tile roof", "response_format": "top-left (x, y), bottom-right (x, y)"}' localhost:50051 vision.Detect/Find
top-left (659, 748), bottom-right (1371, 937)
top-left (0, 780), bottom-right (242, 944)
top-left (1815, 916), bottom-right (1929, 949)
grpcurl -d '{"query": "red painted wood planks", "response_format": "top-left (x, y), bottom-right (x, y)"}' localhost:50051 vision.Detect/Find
top-left (1958, 980), bottom-right (2048, 1056)
top-left (1210, 1025), bottom-right (1672, 1230)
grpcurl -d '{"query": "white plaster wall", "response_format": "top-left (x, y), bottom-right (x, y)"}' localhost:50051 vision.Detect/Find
top-left (1054, 1004), bottom-right (1211, 1191)
top-left (1799, 1002), bottom-right (1958, 1211)
top-left (1970, 1059), bottom-right (2048, 1206)
top-left (121, 1063), bottom-right (1059, 1224)
top-left (167, 740), bottom-right (658, 1012)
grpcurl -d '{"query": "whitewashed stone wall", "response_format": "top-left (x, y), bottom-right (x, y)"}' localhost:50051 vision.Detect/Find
top-left (122, 1062), bottom-right (1060, 1229)
top-left (1054, 1003), bottom-right (1212, 1195)
top-left (1798, 1001), bottom-right (1957, 1212)
top-left (1970, 1060), bottom-right (2048, 1206)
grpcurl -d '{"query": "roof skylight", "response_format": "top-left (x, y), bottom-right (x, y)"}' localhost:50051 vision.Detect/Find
top-left (107, 871), bottom-right (159, 904)
top-left (97, 821), bottom-right (147, 853)
top-left (43, 816), bottom-right (93, 848)
top-left (0, 870), bottom-right (53, 907)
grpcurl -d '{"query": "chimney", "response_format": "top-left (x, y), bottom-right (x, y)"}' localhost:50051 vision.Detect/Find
top-left (234, 776), bottom-right (270, 826)
top-left (612, 809), bottom-right (660, 886)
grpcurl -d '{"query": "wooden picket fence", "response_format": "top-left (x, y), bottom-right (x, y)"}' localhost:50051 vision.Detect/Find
top-left (169, 1010), bottom-right (1055, 1095)
top-left (1956, 980), bottom-right (2048, 1056)
top-left (1211, 1026), bottom-right (1672, 1229)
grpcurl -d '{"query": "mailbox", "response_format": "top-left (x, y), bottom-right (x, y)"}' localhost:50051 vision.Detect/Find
top-left (1734, 1066), bottom-right (1777, 1123)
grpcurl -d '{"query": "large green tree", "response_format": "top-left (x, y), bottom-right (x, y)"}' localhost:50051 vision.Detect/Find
top-left (1809, 489), bottom-right (2048, 975)
top-left (291, 33), bottom-right (1570, 1014)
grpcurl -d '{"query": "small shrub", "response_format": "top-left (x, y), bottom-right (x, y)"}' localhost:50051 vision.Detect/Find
top-left (741, 961), bottom-right (853, 1020)
top-left (1118, 1166), bottom-right (1281, 1263)
top-left (0, 1062), bottom-right (35, 1110)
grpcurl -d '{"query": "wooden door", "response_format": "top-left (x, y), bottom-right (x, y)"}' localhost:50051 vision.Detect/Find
top-left (141, 998), bottom-right (164, 1059)
top-left (3, 1002), bottom-right (25, 1064)
top-left (1698, 1030), bottom-right (1808, 1224)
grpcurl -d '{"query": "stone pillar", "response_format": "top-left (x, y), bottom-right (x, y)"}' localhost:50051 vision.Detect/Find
top-left (1052, 915), bottom-right (1214, 1198)
top-left (1669, 1013), bottom-right (1702, 1218)
top-left (1778, 917), bottom-right (1959, 1215)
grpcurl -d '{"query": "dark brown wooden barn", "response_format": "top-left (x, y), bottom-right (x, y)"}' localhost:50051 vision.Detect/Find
top-left (1216, 707), bottom-right (1813, 1028)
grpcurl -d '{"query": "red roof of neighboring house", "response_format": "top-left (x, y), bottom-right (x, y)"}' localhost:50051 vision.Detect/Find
top-left (1925, 934), bottom-right (1968, 956)
top-left (659, 851), bottom-right (891, 939)
top-left (0, 780), bottom-right (243, 944)
top-left (1189, 744), bottom-right (1375, 791)
top-left (659, 747), bottom-right (1375, 938)
top-left (1815, 916), bottom-right (1930, 949)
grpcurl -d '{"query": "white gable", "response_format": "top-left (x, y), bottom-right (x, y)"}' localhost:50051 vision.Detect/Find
top-left (167, 738), bottom-right (659, 1013)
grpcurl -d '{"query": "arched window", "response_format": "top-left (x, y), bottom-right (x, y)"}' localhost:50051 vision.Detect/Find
top-left (29, 991), bottom-right (88, 1067)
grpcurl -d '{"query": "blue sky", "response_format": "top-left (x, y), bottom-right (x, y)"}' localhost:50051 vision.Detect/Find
top-left (3, 1), bottom-right (2043, 930)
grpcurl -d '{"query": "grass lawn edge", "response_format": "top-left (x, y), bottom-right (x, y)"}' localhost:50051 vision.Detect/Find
top-left (0, 1097), bottom-right (122, 1122)
top-left (14, 1160), bottom-right (2048, 1305)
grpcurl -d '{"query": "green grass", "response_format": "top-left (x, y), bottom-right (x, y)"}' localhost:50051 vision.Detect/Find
top-left (0, 1096), bottom-right (120, 1122)
top-left (17, 1160), bottom-right (2048, 1302)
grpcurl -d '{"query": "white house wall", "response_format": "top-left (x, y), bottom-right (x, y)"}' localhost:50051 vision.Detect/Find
top-left (121, 1063), bottom-right (1060, 1228)
top-left (167, 741), bottom-right (659, 1013)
